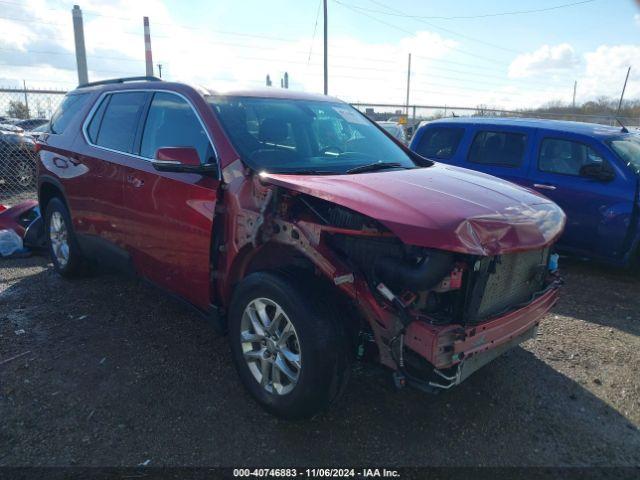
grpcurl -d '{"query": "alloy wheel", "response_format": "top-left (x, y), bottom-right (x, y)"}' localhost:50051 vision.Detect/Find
top-left (49, 211), bottom-right (70, 268)
top-left (16, 162), bottom-right (34, 187)
top-left (240, 297), bottom-right (302, 395)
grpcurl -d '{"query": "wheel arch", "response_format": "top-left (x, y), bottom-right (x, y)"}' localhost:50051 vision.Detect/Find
top-left (38, 176), bottom-right (68, 214)
top-left (225, 240), bottom-right (361, 352)
top-left (221, 241), bottom-right (316, 304)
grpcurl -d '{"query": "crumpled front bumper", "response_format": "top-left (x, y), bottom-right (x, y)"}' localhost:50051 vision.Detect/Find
top-left (404, 283), bottom-right (559, 372)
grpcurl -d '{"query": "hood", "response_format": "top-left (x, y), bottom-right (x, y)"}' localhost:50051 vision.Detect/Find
top-left (262, 164), bottom-right (566, 256)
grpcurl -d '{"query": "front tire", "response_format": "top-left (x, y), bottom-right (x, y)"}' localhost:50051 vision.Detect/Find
top-left (229, 271), bottom-right (350, 419)
top-left (45, 197), bottom-right (84, 278)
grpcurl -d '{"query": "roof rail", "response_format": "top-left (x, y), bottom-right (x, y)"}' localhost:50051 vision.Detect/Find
top-left (77, 76), bottom-right (162, 89)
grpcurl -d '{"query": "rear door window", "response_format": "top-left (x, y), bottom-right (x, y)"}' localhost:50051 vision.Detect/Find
top-left (50, 93), bottom-right (90, 134)
top-left (93, 92), bottom-right (148, 153)
top-left (468, 131), bottom-right (527, 167)
top-left (414, 127), bottom-right (464, 159)
top-left (538, 138), bottom-right (606, 176)
top-left (140, 92), bottom-right (214, 163)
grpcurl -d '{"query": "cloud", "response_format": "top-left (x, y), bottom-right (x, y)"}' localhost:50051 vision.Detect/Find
top-left (508, 43), bottom-right (581, 78)
top-left (0, 0), bottom-right (463, 107)
top-left (0, 0), bottom-right (637, 111)
top-left (580, 44), bottom-right (640, 99)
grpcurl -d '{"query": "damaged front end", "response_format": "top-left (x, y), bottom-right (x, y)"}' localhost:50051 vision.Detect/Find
top-left (216, 164), bottom-right (564, 393)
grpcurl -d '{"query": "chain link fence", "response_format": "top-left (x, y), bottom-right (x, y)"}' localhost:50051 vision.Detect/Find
top-left (0, 88), bottom-right (66, 206)
top-left (0, 87), bottom-right (637, 205)
top-left (352, 103), bottom-right (640, 141)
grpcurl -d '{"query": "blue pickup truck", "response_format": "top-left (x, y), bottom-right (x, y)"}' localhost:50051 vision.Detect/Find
top-left (410, 117), bottom-right (640, 268)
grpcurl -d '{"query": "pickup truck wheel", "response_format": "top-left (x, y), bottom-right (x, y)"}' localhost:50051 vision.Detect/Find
top-left (229, 271), bottom-right (350, 419)
top-left (45, 197), bottom-right (84, 278)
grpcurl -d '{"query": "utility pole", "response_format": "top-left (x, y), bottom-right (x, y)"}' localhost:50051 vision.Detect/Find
top-left (616, 66), bottom-right (631, 117)
top-left (572, 80), bottom-right (577, 108)
top-left (405, 53), bottom-right (411, 116)
top-left (143, 17), bottom-right (154, 77)
top-left (72, 5), bottom-right (88, 85)
top-left (157, 64), bottom-right (163, 78)
top-left (323, 0), bottom-right (328, 95)
top-left (22, 80), bottom-right (30, 119)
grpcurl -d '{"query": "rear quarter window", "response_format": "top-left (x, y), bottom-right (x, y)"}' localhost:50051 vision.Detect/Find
top-left (50, 93), bottom-right (90, 134)
top-left (86, 95), bottom-right (109, 144)
top-left (468, 131), bottom-right (526, 167)
top-left (414, 127), bottom-right (464, 159)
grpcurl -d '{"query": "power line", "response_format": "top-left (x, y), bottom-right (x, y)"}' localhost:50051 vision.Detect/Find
top-left (0, 11), bottom-right (295, 44)
top-left (0, 14), bottom-right (68, 26)
top-left (0, 4), bottom-right (584, 96)
top-left (0, 46), bottom-right (574, 92)
top-left (0, 10), bottom-right (521, 73)
top-left (344, 0), bottom-right (521, 53)
top-left (307, 0), bottom-right (322, 64)
top-left (330, 1), bottom-right (511, 64)
top-left (350, 0), bottom-right (597, 20)
top-left (0, 47), bottom-right (142, 63)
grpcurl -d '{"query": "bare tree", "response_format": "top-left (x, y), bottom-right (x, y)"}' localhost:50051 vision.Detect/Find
top-left (7, 101), bottom-right (30, 119)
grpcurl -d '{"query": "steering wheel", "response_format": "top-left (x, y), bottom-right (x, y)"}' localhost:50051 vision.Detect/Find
top-left (320, 145), bottom-right (344, 155)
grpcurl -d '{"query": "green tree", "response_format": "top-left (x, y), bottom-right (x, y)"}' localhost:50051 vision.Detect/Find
top-left (7, 100), bottom-right (29, 119)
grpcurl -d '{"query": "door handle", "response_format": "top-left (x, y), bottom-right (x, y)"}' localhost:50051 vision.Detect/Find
top-left (533, 183), bottom-right (556, 191)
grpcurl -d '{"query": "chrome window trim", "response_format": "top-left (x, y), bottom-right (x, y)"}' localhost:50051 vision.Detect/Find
top-left (81, 88), bottom-right (221, 178)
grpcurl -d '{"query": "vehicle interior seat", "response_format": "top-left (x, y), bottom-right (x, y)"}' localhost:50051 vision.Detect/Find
top-left (540, 141), bottom-right (574, 174)
top-left (502, 134), bottom-right (525, 166)
top-left (482, 134), bottom-right (503, 164)
top-left (216, 105), bottom-right (263, 157)
top-left (259, 117), bottom-right (289, 145)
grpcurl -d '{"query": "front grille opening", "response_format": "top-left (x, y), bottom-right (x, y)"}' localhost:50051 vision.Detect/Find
top-left (464, 248), bottom-right (550, 324)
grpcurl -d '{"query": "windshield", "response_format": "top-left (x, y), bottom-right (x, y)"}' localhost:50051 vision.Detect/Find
top-left (207, 96), bottom-right (417, 174)
top-left (608, 135), bottom-right (640, 174)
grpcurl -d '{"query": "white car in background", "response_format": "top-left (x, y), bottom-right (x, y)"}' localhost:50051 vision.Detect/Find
top-left (377, 121), bottom-right (407, 144)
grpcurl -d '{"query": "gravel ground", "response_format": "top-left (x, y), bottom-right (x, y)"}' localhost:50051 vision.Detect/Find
top-left (0, 255), bottom-right (639, 467)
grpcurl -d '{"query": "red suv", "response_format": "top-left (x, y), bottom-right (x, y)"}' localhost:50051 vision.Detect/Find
top-left (36, 77), bottom-right (565, 419)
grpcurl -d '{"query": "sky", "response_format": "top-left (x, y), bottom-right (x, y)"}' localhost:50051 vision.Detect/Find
top-left (0, 0), bottom-right (639, 109)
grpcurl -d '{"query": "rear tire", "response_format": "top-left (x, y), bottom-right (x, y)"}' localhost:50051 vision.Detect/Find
top-left (45, 197), bottom-right (84, 278)
top-left (228, 271), bottom-right (350, 419)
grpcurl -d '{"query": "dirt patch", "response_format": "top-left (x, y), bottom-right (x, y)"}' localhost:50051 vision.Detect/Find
top-left (1, 256), bottom-right (639, 466)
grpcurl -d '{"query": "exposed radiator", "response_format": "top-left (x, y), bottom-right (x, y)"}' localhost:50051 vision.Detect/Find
top-left (466, 248), bottom-right (550, 323)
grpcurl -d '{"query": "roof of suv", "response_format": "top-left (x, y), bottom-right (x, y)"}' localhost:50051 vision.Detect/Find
top-left (428, 116), bottom-right (628, 139)
top-left (75, 79), bottom-right (342, 103)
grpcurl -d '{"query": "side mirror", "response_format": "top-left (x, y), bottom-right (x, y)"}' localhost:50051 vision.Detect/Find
top-left (579, 163), bottom-right (614, 182)
top-left (151, 147), bottom-right (217, 175)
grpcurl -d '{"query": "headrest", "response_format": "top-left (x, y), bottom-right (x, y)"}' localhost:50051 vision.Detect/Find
top-left (259, 117), bottom-right (288, 143)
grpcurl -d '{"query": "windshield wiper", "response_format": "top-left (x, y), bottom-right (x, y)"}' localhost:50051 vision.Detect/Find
top-left (346, 162), bottom-right (409, 174)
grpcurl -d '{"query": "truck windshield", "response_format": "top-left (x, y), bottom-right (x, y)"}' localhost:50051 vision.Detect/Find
top-left (609, 135), bottom-right (640, 174)
top-left (207, 96), bottom-right (417, 174)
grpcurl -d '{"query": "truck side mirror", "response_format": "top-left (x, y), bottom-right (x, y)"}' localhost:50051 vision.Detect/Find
top-left (579, 163), bottom-right (614, 182)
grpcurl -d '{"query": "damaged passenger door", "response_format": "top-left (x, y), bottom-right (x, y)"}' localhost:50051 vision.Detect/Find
top-left (123, 90), bottom-right (220, 310)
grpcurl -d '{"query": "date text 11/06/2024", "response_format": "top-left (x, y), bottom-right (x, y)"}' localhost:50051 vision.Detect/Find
top-left (232, 468), bottom-right (401, 477)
